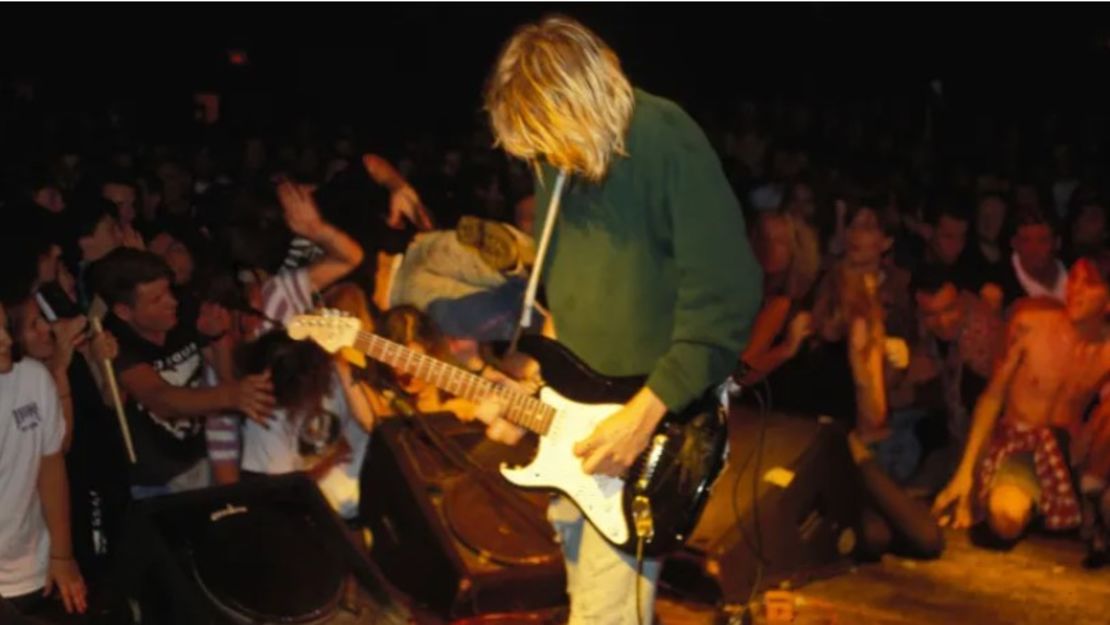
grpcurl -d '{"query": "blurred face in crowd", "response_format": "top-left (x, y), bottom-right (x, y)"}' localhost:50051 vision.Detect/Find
top-left (37, 244), bottom-right (77, 302)
top-left (149, 232), bottom-right (196, 286)
top-left (442, 150), bottom-right (462, 177)
top-left (79, 214), bottom-right (124, 263)
top-left (755, 213), bottom-right (794, 275)
top-left (916, 282), bottom-right (964, 342)
top-left (1014, 185), bottom-right (1041, 213)
top-left (141, 185), bottom-right (162, 223)
top-left (0, 303), bottom-right (13, 374)
top-left (157, 162), bottom-right (192, 213)
top-left (112, 151), bottom-right (135, 172)
top-left (103, 182), bottom-right (138, 226)
top-left (33, 185), bottom-right (66, 214)
top-left (844, 207), bottom-right (892, 269)
top-left (116, 278), bottom-right (178, 336)
top-left (1065, 259), bottom-right (1110, 324)
top-left (514, 196), bottom-right (536, 235)
top-left (932, 214), bottom-right (968, 266)
top-left (784, 183), bottom-right (816, 222)
top-left (1072, 203), bottom-right (1107, 252)
top-left (1012, 223), bottom-right (1057, 275)
top-left (15, 299), bottom-right (55, 362)
top-left (976, 196), bottom-right (1007, 244)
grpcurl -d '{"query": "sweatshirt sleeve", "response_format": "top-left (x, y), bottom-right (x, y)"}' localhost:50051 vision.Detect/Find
top-left (645, 108), bottom-right (763, 412)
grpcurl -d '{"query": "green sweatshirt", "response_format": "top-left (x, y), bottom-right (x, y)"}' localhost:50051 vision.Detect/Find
top-left (533, 88), bottom-right (762, 412)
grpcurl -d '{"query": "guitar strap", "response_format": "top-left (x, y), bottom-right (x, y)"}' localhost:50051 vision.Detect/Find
top-left (508, 169), bottom-right (568, 354)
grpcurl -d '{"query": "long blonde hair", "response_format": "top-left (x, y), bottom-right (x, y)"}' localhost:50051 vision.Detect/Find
top-left (754, 211), bottom-right (820, 302)
top-left (484, 15), bottom-right (635, 182)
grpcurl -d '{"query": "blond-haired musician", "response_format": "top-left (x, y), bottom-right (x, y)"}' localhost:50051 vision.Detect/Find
top-left (478, 16), bottom-right (761, 625)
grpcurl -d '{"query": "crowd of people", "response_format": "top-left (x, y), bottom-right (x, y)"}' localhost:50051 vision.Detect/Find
top-left (4, 26), bottom-right (1110, 621)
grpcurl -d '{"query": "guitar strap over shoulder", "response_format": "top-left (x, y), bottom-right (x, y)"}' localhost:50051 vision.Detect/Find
top-left (508, 169), bottom-right (568, 354)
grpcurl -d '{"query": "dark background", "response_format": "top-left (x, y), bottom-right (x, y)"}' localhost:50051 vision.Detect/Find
top-left (4, 4), bottom-right (1110, 152)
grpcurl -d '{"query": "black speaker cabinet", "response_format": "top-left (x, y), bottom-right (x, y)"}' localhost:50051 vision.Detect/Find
top-left (663, 409), bottom-right (862, 605)
top-left (359, 414), bottom-right (567, 619)
top-left (120, 473), bottom-right (406, 625)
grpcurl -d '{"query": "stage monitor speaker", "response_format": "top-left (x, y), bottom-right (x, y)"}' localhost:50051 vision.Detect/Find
top-left (662, 409), bottom-right (862, 605)
top-left (119, 472), bottom-right (406, 625)
top-left (359, 413), bottom-right (567, 620)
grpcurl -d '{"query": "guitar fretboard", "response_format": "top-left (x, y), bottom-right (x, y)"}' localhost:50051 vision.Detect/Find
top-left (353, 330), bottom-right (554, 435)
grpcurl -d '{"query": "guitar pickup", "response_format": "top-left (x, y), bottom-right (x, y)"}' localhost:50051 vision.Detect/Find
top-left (636, 434), bottom-right (669, 492)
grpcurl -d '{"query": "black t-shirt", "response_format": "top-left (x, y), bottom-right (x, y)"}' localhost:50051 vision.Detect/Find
top-left (106, 311), bottom-right (211, 487)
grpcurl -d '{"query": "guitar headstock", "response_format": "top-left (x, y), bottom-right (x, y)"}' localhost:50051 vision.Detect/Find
top-left (287, 309), bottom-right (360, 354)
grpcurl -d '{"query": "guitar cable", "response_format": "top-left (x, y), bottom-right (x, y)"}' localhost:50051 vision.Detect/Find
top-left (725, 381), bottom-right (771, 622)
top-left (747, 380), bottom-right (772, 609)
top-left (636, 536), bottom-right (646, 625)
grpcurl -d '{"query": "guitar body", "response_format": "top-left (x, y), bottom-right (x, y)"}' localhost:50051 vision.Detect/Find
top-left (500, 336), bottom-right (729, 557)
top-left (286, 313), bottom-right (728, 559)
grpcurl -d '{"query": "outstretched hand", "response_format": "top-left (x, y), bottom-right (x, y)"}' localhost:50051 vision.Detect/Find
top-left (276, 179), bottom-right (326, 238)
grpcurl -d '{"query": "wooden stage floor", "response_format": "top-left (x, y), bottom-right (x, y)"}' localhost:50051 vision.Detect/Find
top-left (655, 528), bottom-right (1110, 625)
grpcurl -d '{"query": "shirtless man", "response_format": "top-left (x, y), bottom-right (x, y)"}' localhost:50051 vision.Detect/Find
top-left (933, 258), bottom-right (1110, 541)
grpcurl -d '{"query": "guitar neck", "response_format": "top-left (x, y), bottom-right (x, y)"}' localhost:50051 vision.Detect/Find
top-left (352, 330), bottom-right (553, 435)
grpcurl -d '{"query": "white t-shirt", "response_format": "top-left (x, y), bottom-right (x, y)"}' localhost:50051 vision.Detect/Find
top-left (0, 360), bottom-right (65, 597)
top-left (240, 374), bottom-right (370, 519)
top-left (240, 374), bottom-right (364, 474)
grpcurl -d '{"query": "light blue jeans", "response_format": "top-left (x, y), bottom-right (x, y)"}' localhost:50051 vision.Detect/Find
top-left (548, 496), bottom-right (661, 625)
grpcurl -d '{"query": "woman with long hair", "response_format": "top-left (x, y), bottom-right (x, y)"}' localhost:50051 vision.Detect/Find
top-left (738, 210), bottom-right (821, 385)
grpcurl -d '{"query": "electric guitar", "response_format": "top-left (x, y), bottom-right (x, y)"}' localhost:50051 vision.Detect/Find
top-left (288, 310), bottom-right (729, 557)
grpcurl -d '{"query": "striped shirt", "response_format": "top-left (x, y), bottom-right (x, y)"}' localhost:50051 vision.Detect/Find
top-left (205, 267), bottom-right (317, 467)
top-left (204, 366), bottom-right (240, 464)
top-left (283, 237), bottom-right (325, 270)
top-left (258, 267), bottom-right (316, 334)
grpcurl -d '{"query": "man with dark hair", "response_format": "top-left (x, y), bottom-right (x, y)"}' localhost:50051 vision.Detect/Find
top-left (101, 174), bottom-right (144, 249)
top-left (998, 206), bottom-right (1067, 307)
top-left (926, 203), bottom-right (971, 266)
top-left (908, 265), bottom-right (1004, 483)
top-left (71, 197), bottom-right (124, 308)
top-left (906, 192), bottom-right (1001, 293)
top-left (146, 218), bottom-right (208, 289)
top-left (94, 248), bottom-right (275, 498)
top-left (14, 166), bottom-right (67, 237)
top-left (963, 191), bottom-right (1010, 286)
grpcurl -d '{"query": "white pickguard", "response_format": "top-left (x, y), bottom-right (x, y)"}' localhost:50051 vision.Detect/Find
top-left (499, 387), bottom-right (630, 546)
